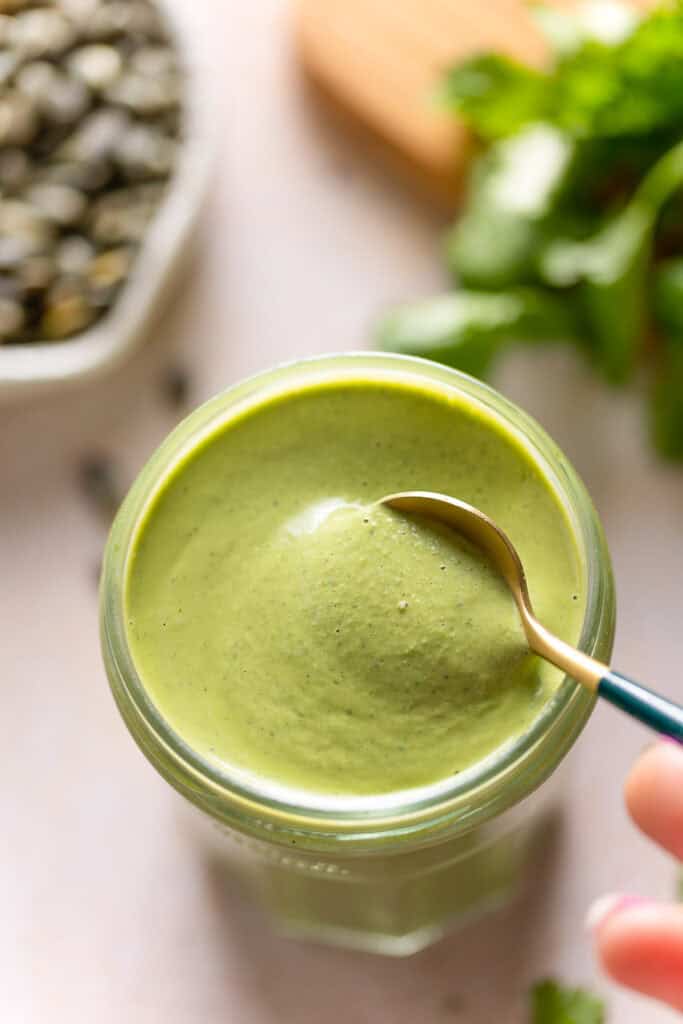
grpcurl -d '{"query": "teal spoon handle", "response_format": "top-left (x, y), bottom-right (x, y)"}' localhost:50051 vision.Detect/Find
top-left (598, 671), bottom-right (683, 741)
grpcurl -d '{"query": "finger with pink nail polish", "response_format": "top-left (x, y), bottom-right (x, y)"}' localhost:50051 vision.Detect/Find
top-left (588, 896), bottom-right (683, 1012)
top-left (587, 743), bottom-right (683, 1011)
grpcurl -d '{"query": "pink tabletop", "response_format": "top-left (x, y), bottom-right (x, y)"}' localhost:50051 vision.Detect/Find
top-left (1, 3), bottom-right (680, 1020)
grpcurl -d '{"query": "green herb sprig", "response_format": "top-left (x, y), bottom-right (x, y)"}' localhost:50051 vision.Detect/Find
top-left (531, 979), bottom-right (606, 1024)
top-left (377, 0), bottom-right (683, 458)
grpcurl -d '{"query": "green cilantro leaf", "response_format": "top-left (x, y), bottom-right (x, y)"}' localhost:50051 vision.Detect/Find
top-left (376, 288), bottom-right (579, 378)
top-left (531, 979), bottom-right (606, 1024)
top-left (442, 3), bottom-right (683, 142)
top-left (438, 55), bottom-right (549, 140)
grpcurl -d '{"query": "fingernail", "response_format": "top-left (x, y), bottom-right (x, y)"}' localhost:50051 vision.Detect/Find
top-left (585, 893), bottom-right (645, 933)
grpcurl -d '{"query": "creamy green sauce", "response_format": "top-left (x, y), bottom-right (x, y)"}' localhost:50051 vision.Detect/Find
top-left (125, 376), bottom-right (584, 796)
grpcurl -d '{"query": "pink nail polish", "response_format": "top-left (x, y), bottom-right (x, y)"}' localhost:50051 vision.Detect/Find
top-left (585, 893), bottom-right (646, 933)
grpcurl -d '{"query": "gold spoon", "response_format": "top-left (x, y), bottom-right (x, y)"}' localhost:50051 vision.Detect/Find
top-left (382, 491), bottom-right (683, 741)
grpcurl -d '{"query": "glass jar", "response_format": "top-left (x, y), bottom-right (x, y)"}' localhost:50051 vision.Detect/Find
top-left (101, 353), bottom-right (615, 955)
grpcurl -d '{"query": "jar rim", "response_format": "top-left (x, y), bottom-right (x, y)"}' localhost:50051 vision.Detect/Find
top-left (101, 352), bottom-right (615, 845)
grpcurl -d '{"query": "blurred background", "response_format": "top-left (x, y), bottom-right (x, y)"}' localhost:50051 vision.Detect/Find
top-left (1, 1), bottom-right (681, 1021)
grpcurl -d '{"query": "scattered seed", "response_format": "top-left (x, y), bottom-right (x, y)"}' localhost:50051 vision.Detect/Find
top-left (92, 557), bottom-right (103, 590)
top-left (18, 254), bottom-right (54, 292)
top-left (0, 296), bottom-right (24, 337)
top-left (0, 91), bottom-right (37, 145)
top-left (161, 365), bottom-right (191, 409)
top-left (55, 235), bottom-right (95, 275)
top-left (68, 44), bottom-right (123, 90)
top-left (41, 287), bottom-right (94, 338)
top-left (77, 453), bottom-right (122, 522)
top-left (9, 9), bottom-right (76, 59)
top-left (26, 183), bottom-right (87, 226)
top-left (0, 147), bottom-right (30, 190)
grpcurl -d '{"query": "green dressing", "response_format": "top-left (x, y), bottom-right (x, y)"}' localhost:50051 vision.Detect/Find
top-left (125, 376), bottom-right (584, 796)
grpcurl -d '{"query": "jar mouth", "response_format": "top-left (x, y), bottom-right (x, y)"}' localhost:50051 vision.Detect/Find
top-left (101, 352), bottom-right (615, 840)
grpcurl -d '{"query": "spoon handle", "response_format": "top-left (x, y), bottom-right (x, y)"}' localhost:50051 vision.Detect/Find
top-left (598, 671), bottom-right (683, 741)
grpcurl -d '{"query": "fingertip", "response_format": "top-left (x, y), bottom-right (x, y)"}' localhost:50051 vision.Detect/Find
top-left (625, 741), bottom-right (683, 860)
top-left (594, 901), bottom-right (683, 1012)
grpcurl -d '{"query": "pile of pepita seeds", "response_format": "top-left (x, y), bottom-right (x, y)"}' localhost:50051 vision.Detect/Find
top-left (0, 0), bottom-right (182, 344)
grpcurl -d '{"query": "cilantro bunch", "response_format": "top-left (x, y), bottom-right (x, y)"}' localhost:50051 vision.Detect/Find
top-left (377, 1), bottom-right (683, 458)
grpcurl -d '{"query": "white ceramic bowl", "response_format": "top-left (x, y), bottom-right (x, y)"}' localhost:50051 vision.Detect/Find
top-left (0, 1), bottom-right (212, 402)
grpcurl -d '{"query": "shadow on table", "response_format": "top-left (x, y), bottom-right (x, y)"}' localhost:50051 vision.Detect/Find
top-left (199, 811), bottom-right (566, 1024)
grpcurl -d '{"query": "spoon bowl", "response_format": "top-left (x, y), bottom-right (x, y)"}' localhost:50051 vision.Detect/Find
top-left (381, 490), bottom-right (682, 740)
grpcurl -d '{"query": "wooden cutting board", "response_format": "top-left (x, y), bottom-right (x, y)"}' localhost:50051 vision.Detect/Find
top-left (294, 0), bottom-right (654, 208)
